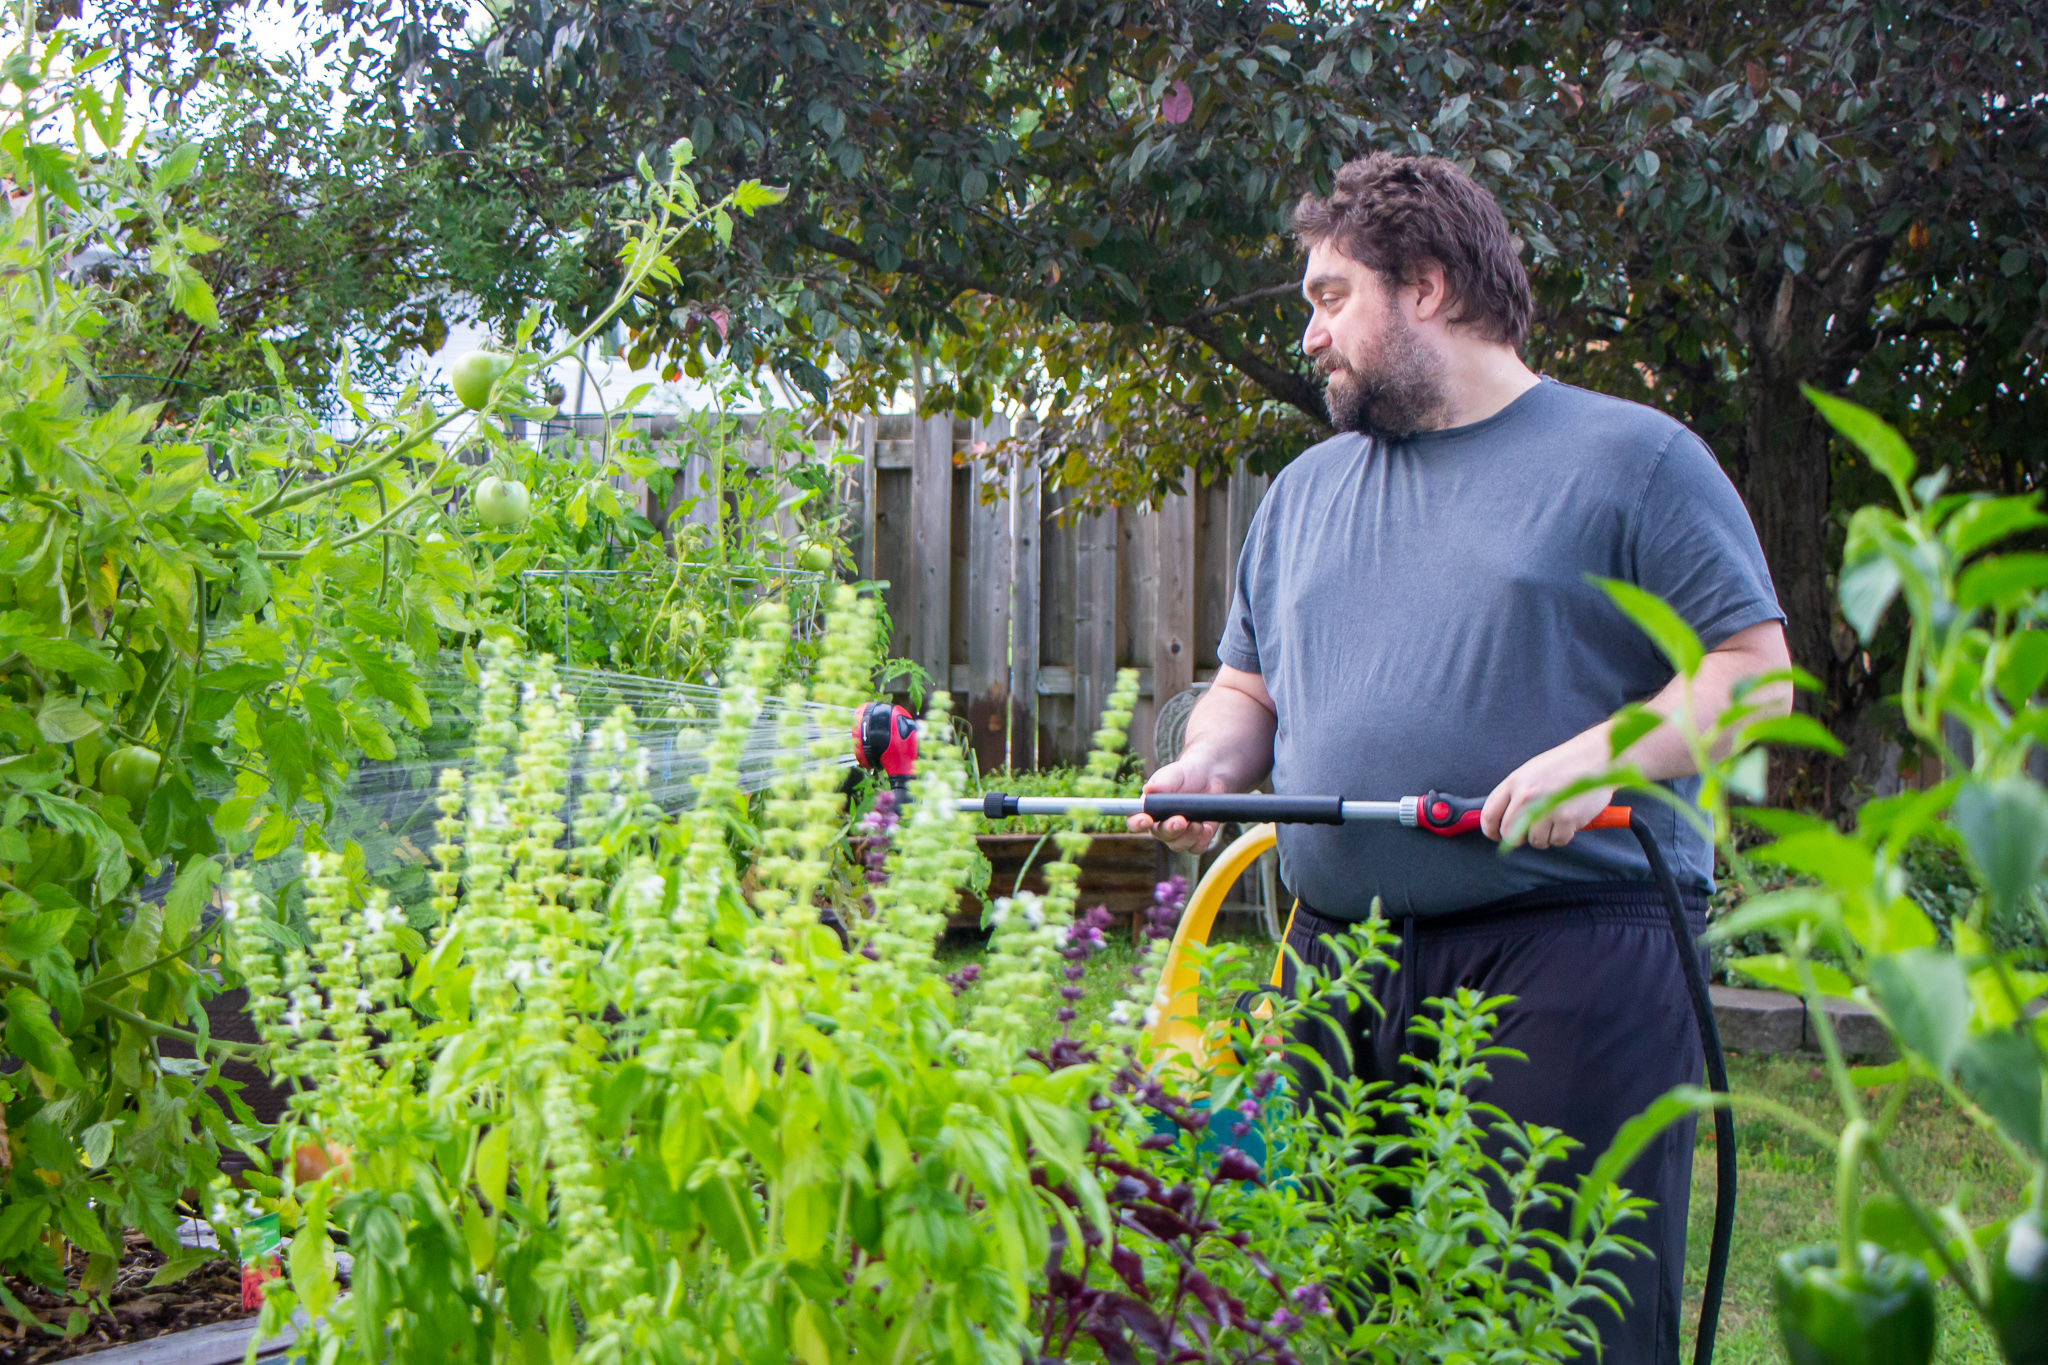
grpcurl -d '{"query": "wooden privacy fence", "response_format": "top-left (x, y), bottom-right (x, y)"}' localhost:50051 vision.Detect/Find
top-left (534, 409), bottom-right (1272, 774)
top-left (838, 413), bottom-right (1270, 775)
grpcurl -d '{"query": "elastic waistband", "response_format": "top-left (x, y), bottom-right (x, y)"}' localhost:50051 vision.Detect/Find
top-left (1295, 880), bottom-right (1708, 940)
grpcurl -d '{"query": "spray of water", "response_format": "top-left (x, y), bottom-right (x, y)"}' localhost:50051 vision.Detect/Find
top-left (251, 659), bottom-right (859, 907)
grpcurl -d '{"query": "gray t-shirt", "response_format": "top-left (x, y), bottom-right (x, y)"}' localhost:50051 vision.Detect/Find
top-left (1218, 378), bottom-right (1783, 919)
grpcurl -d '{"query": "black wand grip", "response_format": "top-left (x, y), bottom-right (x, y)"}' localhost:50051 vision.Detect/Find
top-left (1143, 793), bottom-right (1345, 825)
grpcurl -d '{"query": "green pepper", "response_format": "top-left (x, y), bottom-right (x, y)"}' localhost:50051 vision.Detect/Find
top-left (1990, 1210), bottom-right (2048, 1365)
top-left (1773, 1242), bottom-right (1937, 1365)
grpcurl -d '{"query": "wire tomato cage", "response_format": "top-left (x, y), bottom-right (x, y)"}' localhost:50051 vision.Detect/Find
top-left (515, 563), bottom-right (836, 662)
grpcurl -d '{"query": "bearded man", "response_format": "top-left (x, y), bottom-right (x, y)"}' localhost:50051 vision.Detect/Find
top-left (1131, 152), bottom-right (1791, 1363)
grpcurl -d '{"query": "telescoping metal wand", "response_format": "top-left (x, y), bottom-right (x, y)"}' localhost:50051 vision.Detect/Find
top-left (956, 788), bottom-right (1635, 834)
top-left (965, 784), bottom-right (1733, 1365)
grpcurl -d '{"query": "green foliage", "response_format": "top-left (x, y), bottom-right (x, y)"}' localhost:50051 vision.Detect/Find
top-left (87, 47), bottom-right (606, 413)
top-left (1678, 1050), bottom-right (2024, 1364)
top-left (1574, 392), bottom-right (2048, 1363)
top-left (204, 629), bottom-right (1642, 1364)
top-left (63, 0), bottom-right (2045, 750)
top-left (1048, 920), bottom-right (1647, 1364)
top-left (257, 0), bottom-right (2039, 711)
top-left (0, 11), bottom-right (786, 1323)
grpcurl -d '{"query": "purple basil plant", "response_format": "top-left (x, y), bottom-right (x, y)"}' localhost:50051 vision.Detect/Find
top-left (1029, 1129), bottom-right (1317, 1365)
top-left (1021, 872), bottom-right (1325, 1363)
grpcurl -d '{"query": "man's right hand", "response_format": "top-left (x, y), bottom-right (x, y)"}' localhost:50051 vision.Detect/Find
top-left (1127, 665), bottom-right (1279, 855)
top-left (1127, 761), bottom-right (1229, 853)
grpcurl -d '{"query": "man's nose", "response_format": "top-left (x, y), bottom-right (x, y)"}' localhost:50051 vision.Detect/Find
top-left (1302, 316), bottom-right (1328, 356)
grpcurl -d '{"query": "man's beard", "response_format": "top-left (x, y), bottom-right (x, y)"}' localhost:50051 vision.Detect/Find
top-left (1319, 309), bottom-right (1449, 440)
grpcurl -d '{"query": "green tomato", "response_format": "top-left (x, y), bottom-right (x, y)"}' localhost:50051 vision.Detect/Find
top-left (450, 350), bottom-right (512, 411)
top-left (99, 744), bottom-right (161, 811)
top-left (475, 476), bottom-right (531, 530)
top-left (797, 543), bottom-right (835, 572)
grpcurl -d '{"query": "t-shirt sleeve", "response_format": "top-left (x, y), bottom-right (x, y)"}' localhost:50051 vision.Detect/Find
top-left (1217, 497), bottom-right (1269, 674)
top-left (1630, 427), bottom-right (1785, 649)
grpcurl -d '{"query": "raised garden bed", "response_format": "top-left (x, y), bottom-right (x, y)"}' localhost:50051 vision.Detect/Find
top-left (1, 1233), bottom-right (250, 1363)
top-left (956, 832), bottom-right (1170, 938)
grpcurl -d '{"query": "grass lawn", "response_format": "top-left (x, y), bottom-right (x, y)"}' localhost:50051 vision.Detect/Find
top-left (942, 921), bottom-right (2028, 1364)
top-left (1683, 1052), bottom-right (2023, 1365)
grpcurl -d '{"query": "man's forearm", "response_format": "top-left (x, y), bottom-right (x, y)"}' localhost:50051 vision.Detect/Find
top-left (1178, 685), bottom-right (1278, 790)
top-left (1612, 639), bottom-right (1794, 782)
top-left (1481, 622), bottom-right (1791, 846)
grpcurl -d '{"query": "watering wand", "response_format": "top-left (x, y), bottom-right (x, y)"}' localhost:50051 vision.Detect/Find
top-left (966, 784), bottom-right (1735, 1365)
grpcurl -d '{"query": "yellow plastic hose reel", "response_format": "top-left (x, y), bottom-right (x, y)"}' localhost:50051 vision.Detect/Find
top-left (1144, 822), bottom-right (1284, 1072)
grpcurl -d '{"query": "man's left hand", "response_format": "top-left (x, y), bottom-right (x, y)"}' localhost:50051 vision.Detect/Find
top-left (1480, 728), bottom-right (1616, 848)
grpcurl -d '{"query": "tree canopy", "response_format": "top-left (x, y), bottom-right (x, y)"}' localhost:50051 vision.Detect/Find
top-left (96, 0), bottom-right (2048, 773)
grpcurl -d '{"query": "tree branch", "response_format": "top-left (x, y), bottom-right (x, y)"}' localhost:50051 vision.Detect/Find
top-left (1176, 315), bottom-right (1327, 422)
top-left (1820, 233), bottom-right (1894, 284)
top-left (792, 221), bottom-right (1328, 420)
top-left (794, 220), bottom-right (995, 300)
top-left (1177, 280), bottom-right (1303, 324)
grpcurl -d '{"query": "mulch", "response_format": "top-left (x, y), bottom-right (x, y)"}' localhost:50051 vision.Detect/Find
top-left (1, 1231), bottom-right (253, 1362)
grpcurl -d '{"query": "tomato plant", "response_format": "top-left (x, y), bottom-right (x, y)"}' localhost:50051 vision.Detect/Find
top-left (0, 12), bottom-right (787, 1328)
top-left (485, 366), bottom-right (858, 680)
top-left (94, 745), bottom-right (161, 813)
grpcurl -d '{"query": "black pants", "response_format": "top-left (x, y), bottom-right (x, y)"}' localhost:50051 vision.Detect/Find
top-left (1280, 884), bottom-right (1708, 1365)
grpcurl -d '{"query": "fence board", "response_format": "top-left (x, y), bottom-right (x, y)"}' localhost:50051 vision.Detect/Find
top-left (1007, 420), bottom-right (1039, 772)
top-left (948, 429), bottom-right (971, 713)
top-left (909, 412), bottom-right (952, 683)
top-left (964, 429), bottom-right (1011, 772)
top-left (1152, 491), bottom-right (1197, 768)
top-left (1195, 480), bottom-right (1231, 671)
top-left (1071, 509), bottom-right (1119, 765)
top-left (874, 466), bottom-right (912, 664)
top-left (1038, 485), bottom-right (1079, 762)
top-left (1119, 507), bottom-right (1158, 766)
top-left (1156, 490), bottom-right (1196, 698)
top-left (857, 414), bottom-right (878, 582)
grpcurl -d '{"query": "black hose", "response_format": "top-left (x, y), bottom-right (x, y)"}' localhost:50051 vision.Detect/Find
top-left (1629, 812), bottom-right (1734, 1365)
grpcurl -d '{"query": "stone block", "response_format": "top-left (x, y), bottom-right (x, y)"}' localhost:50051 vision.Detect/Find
top-left (1809, 996), bottom-right (1897, 1062)
top-left (1710, 985), bottom-right (1806, 1054)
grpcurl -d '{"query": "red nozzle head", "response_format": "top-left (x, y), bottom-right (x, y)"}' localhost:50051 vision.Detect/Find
top-left (853, 702), bottom-right (918, 778)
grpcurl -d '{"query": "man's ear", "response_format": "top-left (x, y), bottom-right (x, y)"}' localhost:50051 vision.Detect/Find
top-left (1408, 260), bottom-right (1451, 325)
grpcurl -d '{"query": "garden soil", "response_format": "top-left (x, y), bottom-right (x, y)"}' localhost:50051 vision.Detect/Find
top-left (1, 1232), bottom-right (250, 1361)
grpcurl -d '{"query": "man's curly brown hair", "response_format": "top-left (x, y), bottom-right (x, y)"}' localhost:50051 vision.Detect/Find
top-left (1292, 153), bottom-right (1532, 347)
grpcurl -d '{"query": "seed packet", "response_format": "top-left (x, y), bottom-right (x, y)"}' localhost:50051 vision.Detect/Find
top-left (238, 1212), bottom-right (282, 1311)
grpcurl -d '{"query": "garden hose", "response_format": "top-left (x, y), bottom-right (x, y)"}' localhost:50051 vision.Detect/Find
top-left (967, 787), bottom-right (1735, 1365)
top-left (1625, 807), bottom-right (1736, 1365)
